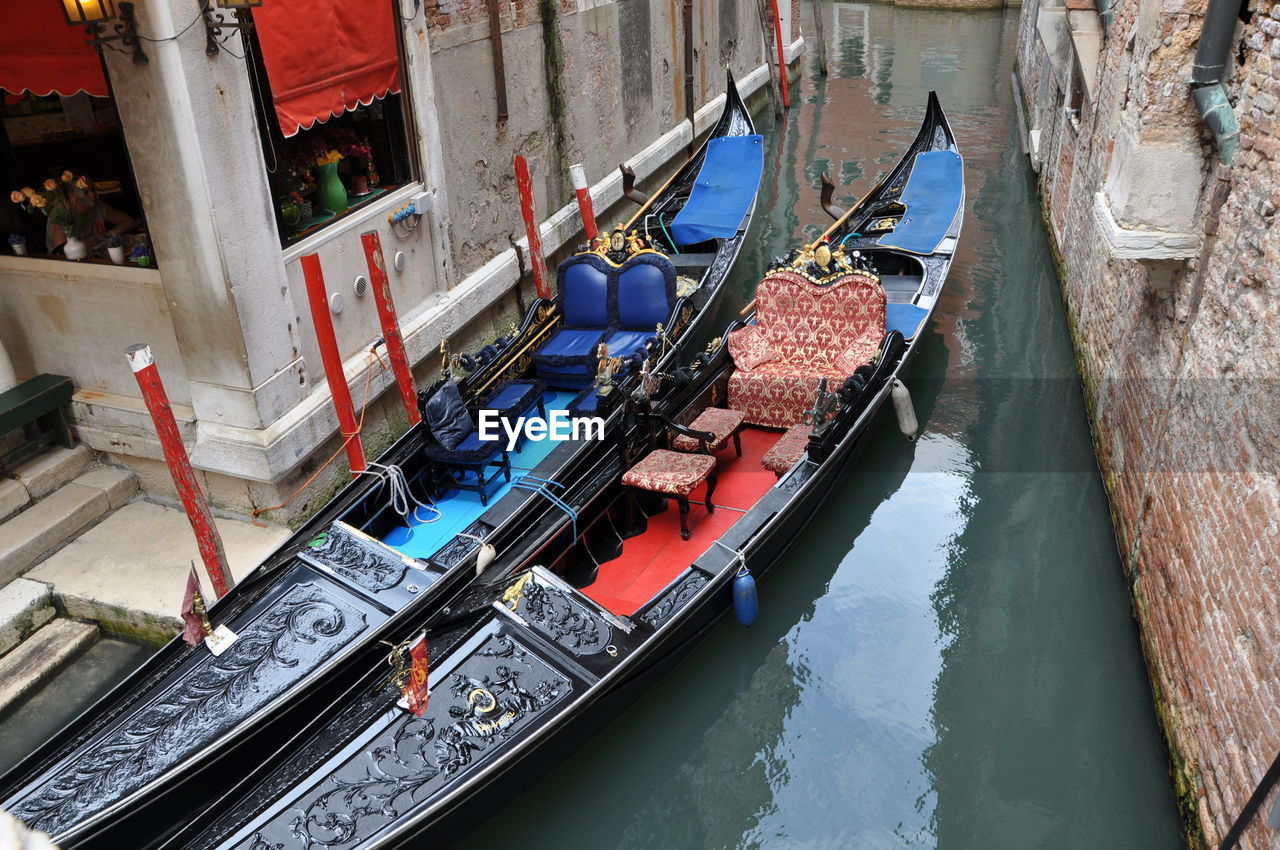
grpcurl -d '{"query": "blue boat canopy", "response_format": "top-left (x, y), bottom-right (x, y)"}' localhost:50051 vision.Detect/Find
top-left (669, 134), bottom-right (764, 244)
top-left (877, 150), bottom-right (964, 255)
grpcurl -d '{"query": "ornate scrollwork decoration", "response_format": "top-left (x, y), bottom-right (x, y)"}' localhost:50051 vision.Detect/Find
top-left (13, 585), bottom-right (366, 837)
top-left (243, 635), bottom-right (569, 849)
top-left (642, 571), bottom-right (710, 628)
top-left (514, 579), bottom-right (609, 656)
top-left (309, 526), bottom-right (409, 593)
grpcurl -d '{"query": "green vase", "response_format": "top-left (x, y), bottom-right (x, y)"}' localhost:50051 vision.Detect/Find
top-left (314, 162), bottom-right (347, 214)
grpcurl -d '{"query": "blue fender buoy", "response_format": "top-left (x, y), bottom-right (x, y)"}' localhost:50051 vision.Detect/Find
top-left (733, 566), bottom-right (758, 626)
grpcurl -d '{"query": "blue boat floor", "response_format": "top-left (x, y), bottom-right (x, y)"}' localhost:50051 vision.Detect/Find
top-left (382, 389), bottom-right (578, 560)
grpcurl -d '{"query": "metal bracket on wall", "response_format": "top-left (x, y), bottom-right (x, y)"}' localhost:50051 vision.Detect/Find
top-left (485, 0), bottom-right (509, 124)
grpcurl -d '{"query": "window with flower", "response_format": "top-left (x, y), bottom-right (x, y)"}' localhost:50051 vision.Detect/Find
top-left (1, 91), bottom-right (150, 266)
top-left (243, 6), bottom-right (417, 247)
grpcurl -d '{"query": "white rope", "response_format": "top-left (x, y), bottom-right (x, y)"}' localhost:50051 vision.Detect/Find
top-left (357, 462), bottom-right (443, 525)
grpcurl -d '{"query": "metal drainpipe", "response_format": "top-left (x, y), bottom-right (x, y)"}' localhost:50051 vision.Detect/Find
top-left (1191, 0), bottom-right (1242, 164)
top-left (683, 0), bottom-right (695, 151)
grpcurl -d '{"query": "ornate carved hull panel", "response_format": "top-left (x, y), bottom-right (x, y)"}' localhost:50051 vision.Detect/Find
top-left (225, 630), bottom-right (576, 849)
top-left (506, 571), bottom-right (612, 656)
top-left (303, 524), bottom-right (440, 611)
top-left (639, 568), bottom-right (711, 629)
top-left (7, 582), bottom-right (369, 837)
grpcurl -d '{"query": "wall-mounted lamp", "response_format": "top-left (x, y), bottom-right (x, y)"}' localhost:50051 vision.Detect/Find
top-left (204, 0), bottom-right (262, 56)
top-left (62, 0), bottom-right (148, 64)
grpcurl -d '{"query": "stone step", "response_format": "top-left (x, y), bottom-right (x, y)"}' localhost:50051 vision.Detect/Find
top-left (12, 445), bottom-right (94, 501)
top-left (0, 578), bottom-right (56, 657)
top-left (0, 477), bottom-right (28, 524)
top-left (0, 618), bottom-right (99, 714)
top-left (0, 467), bottom-right (137, 586)
top-left (29, 500), bottom-right (290, 644)
top-left (0, 445), bottom-right (97, 525)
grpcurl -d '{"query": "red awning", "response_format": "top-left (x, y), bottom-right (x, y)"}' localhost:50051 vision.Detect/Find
top-left (0, 3), bottom-right (108, 97)
top-left (254, 0), bottom-right (402, 138)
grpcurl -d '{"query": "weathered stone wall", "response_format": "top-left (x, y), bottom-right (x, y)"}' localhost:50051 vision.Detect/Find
top-left (1015, 0), bottom-right (1280, 847)
top-left (425, 0), bottom-right (781, 277)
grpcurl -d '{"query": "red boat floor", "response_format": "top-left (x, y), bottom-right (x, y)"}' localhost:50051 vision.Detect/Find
top-left (582, 426), bottom-right (784, 616)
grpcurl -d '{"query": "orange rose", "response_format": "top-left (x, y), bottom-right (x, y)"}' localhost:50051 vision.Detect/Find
top-left (9, 190), bottom-right (23, 204)
top-left (22, 187), bottom-right (37, 200)
top-left (30, 195), bottom-right (46, 208)
top-left (75, 177), bottom-right (89, 190)
top-left (43, 179), bottom-right (57, 191)
top-left (61, 170), bottom-right (74, 183)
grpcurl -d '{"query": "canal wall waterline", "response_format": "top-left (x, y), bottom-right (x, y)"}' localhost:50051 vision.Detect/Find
top-left (1013, 0), bottom-right (1280, 846)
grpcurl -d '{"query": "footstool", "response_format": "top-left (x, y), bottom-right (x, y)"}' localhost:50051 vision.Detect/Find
top-left (761, 424), bottom-right (811, 477)
top-left (671, 407), bottom-right (746, 456)
top-left (622, 450), bottom-right (717, 540)
top-left (474, 379), bottom-right (547, 449)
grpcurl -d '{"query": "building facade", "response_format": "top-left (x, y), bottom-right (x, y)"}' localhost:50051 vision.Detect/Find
top-left (1014, 0), bottom-right (1280, 844)
top-left (0, 0), bottom-right (802, 522)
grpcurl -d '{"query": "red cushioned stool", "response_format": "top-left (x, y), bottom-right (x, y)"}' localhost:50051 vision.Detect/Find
top-left (671, 407), bottom-right (747, 456)
top-left (621, 449), bottom-right (717, 540)
top-left (761, 424), bottom-right (811, 477)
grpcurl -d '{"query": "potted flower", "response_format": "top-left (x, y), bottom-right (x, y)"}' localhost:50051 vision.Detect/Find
top-left (8, 234), bottom-right (26, 256)
top-left (105, 232), bottom-right (125, 264)
top-left (129, 243), bottom-right (153, 268)
top-left (313, 149), bottom-right (347, 214)
top-left (329, 128), bottom-right (376, 189)
top-left (9, 173), bottom-right (93, 260)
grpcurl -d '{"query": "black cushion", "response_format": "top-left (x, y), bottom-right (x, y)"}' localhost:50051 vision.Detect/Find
top-left (425, 381), bottom-right (474, 450)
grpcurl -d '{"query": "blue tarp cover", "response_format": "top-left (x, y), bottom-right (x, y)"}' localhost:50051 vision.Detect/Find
top-left (877, 150), bottom-right (964, 255)
top-left (669, 134), bottom-right (764, 244)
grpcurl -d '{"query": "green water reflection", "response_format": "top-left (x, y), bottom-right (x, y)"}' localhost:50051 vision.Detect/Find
top-left (462, 4), bottom-right (1182, 849)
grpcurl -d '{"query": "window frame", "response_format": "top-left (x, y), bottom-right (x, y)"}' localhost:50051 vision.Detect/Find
top-left (241, 2), bottom-right (420, 248)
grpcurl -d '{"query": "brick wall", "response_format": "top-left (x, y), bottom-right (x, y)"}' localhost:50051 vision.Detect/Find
top-left (1016, 0), bottom-right (1280, 847)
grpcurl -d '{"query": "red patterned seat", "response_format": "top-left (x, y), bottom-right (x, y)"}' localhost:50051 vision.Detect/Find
top-left (671, 407), bottom-right (747, 455)
top-left (761, 424), bottom-right (812, 477)
top-left (622, 450), bottom-right (717, 540)
top-left (728, 270), bottom-right (885, 427)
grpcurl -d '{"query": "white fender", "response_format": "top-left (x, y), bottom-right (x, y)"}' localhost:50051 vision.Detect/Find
top-left (891, 378), bottom-right (918, 441)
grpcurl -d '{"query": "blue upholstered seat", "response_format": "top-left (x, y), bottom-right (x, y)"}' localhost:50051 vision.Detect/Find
top-left (604, 329), bottom-right (655, 359)
top-left (533, 252), bottom-right (678, 389)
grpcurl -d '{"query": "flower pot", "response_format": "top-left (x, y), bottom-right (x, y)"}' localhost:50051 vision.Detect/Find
top-left (63, 236), bottom-right (87, 261)
top-left (314, 162), bottom-right (347, 214)
top-left (135, 256), bottom-right (153, 268)
top-left (10, 243), bottom-right (26, 256)
top-left (108, 245), bottom-right (125, 264)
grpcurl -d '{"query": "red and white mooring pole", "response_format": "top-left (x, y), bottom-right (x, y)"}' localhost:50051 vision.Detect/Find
top-left (769, 0), bottom-right (791, 109)
top-left (126, 344), bottom-right (233, 598)
top-left (569, 163), bottom-right (598, 241)
top-left (360, 231), bottom-right (421, 427)
top-left (514, 154), bottom-right (551, 300)
top-left (300, 253), bottom-right (367, 475)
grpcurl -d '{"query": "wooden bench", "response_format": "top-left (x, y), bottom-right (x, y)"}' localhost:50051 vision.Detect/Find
top-left (0, 374), bottom-right (74, 474)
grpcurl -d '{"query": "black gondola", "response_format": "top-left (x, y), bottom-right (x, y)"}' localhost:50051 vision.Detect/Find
top-left (161, 92), bottom-right (963, 850)
top-left (0, 74), bottom-right (762, 849)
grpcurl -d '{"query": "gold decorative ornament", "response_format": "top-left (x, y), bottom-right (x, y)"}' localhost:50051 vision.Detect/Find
top-left (468, 687), bottom-right (498, 714)
top-left (502, 572), bottom-right (533, 609)
top-left (814, 243), bottom-right (832, 269)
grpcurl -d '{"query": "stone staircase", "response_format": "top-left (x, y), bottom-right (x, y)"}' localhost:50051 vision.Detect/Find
top-left (0, 445), bottom-right (138, 715)
top-left (0, 444), bottom-right (291, 722)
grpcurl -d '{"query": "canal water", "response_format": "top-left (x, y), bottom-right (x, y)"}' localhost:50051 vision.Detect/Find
top-left (461, 5), bottom-right (1185, 849)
